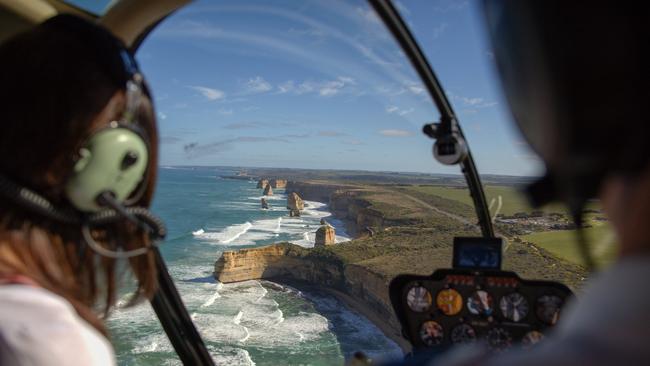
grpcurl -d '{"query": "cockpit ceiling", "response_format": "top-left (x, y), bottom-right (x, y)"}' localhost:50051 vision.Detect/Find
top-left (0, 0), bottom-right (190, 47)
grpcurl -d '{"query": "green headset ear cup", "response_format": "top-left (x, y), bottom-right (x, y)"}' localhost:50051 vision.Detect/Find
top-left (65, 126), bottom-right (148, 212)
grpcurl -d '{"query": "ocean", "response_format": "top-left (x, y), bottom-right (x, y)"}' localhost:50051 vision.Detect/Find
top-left (107, 166), bottom-right (402, 365)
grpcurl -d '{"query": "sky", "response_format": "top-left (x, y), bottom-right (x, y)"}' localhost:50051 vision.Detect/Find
top-left (129, 0), bottom-right (542, 176)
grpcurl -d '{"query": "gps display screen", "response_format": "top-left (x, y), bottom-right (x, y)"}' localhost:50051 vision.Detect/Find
top-left (453, 237), bottom-right (503, 270)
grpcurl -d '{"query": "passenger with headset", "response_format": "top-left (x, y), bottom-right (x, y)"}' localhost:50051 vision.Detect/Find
top-left (0, 15), bottom-right (164, 365)
top-left (435, 2), bottom-right (650, 365)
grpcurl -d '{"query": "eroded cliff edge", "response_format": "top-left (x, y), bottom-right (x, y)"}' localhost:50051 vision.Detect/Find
top-left (213, 181), bottom-right (588, 355)
top-left (214, 243), bottom-right (410, 352)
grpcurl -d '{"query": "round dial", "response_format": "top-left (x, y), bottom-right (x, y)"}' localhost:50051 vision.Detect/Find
top-left (499, 292), bottom-right (529, 322)
top-left (522, 331), bottom-right (545, 348)
top-left (419, 321), bottom-right (444, 346)
top-left (406, 286), bottom-right (432, 312)
top-left (467, 290), bottom-right (494, 316)
top-left (486, 327), bottom-right (512, 351)
top-left (536, 295), bottom-right (563, 325)
top-left (436, 288), bottom-right (463, 316)
top-left (450, 323), bottom-right (477, 344)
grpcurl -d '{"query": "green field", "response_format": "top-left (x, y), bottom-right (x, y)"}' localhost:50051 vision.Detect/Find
top-left (522, 224), bottom-right (618, 269)
top-left (405, 185), bottom-right (553, 216)
top-left (404, 184), bottom-right (604, 217)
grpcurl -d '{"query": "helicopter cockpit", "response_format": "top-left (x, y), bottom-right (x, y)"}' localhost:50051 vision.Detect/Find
top-left (1, 1), bottom-right (636, 366)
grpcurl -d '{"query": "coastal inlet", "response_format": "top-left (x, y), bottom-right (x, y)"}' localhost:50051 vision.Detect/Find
top-left (106, 168), bottom-right (401, 366)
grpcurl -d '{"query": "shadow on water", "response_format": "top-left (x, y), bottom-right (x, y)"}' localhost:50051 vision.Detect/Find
top-left (183, 275), bottom-right (217, 284)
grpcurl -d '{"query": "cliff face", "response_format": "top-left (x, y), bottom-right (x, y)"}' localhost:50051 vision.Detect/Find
top-left (270, 179), bottom-right (287, 188)
top-left (214, 243), bottom-right (407, 351)
top-left (285, 183), bottom-right (386, 233)
top-left (330, 190), bottom-right (386, 232)
top-left (285, 181), bottom-right (347, 203)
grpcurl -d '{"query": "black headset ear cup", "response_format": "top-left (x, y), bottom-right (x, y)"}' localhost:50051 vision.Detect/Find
top-left (65, 124), bottom-right (149, 212)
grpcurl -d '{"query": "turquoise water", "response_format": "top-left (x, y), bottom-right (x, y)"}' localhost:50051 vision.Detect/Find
top-left (107, 167), bottom-right (401, 365)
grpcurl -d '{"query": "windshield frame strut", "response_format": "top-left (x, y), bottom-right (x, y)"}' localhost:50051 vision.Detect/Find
top-left (369, 0), bottom-right (496, 238)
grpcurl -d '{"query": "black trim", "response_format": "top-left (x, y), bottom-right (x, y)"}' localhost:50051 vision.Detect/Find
top-left (150, 249), bottom-right (216, 366)
top-left (369, 0), bottom-right (495, 238)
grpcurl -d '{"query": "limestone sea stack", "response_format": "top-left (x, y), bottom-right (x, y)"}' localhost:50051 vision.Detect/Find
top-left (287, 192), bottom-right (304, 217)
top-left (270, 179), bottom-right (287, 188)
top-left (263, 184), bottom-right (273, 196)
top-left (261, 198), bottom-right (269, 209)
top-left (315, 224), bottom-right (335, 246)
top-left (256, 179), bottom-right (269, 189)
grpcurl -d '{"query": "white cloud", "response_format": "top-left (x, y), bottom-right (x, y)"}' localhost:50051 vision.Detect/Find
top-left (245, 76), bottom-right (272, 94)
top-left (277, 80), bottom-right (295, 94)
top-left (398, 108), bottom-right (414, 116)
top-left (432, 23), bottom-right (449, 39)
top-left (379, 129), bottom-right (413, 137)
top-left (403, 80), bottom-right (426, 95)
top-left (448, 91), bottom-right (498, 108)
top-left (463, 97), bottom-right (484, 106)
top-left (188, 85), bottom-right (225, 100)
top-left (276, 77), bottom-right (354, 97)
top-left (385, 105), bottom-right (413, 116)
top-left (337, 76), bottom-right (356, 84)
top-left (319, 80), bottom-right (345, 96)
top-left (218, 109), bottom-right (233, 115)
top-left (157, 112), bottom-right (167, 120)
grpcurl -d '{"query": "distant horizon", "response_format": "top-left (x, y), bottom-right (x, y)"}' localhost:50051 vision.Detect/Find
top-left (160, 164), bottom-right (537, 179)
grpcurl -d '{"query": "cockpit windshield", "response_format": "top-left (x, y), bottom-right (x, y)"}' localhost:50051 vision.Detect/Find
top-left (105, 0), bottom-right (616, 364)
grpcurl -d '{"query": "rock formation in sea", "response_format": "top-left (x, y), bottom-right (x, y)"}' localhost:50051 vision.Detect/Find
top-left (261, 198), bottom-right (269, 209)
top-left (257, 179), bottom-right (269, 189)
top-left (287, 192), bottom-right (304, 217)
top-left (270, 179), bottom-right (287, 188)
top-left (315, 224), bottom-right (336, 246)
top-left (263, 184), bottom-right (273, 196)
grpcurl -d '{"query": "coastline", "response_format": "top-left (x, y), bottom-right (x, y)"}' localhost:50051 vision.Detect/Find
top-left (275, 278), bottom-right (411, 354)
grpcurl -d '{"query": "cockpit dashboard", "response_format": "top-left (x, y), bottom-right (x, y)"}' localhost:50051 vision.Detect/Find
top-left (389, 237), bottom-right (573, 352)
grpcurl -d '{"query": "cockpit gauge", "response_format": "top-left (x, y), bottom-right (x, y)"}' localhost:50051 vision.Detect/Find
top-left (419, 321), bottom-right (444, 346)
top-left (499, 292), bottom-right (529, 322)
top-left (436, 288), bottom-right (463, 316)
top-left (450, 323), bottom-right (477, 344)
top-left (467, 290), bottom-right (494, 316)
top-left (522, 331), bottom-right (545, 348)
top-left (406, 286), bottom-right (432, 312)
top-left (389, 268), bottom-right (573, 352)
top-left (486, 327), bottom-right (512, 351)
top-left (536, 295), bottom-right (563, 325)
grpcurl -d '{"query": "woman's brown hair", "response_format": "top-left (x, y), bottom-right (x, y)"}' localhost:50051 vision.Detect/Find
top-left (0, 15), bottom-right (159, 335)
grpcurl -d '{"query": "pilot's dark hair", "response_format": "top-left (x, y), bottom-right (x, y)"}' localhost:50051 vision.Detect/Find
top-left (0, 14), bottom-right (159, 334)
top-left (484, 1), bottom-right (649, 212)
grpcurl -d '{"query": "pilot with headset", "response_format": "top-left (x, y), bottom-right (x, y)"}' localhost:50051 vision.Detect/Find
top-left (435, 2), bottom-right (650, 365)
top-left (0, 15), bottom-right (166, 365)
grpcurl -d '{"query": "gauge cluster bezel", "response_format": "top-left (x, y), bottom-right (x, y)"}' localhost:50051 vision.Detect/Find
top-left (390, 268), bottom-right (573, 352)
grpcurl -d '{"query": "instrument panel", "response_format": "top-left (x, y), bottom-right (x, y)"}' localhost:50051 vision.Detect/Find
top-left (389, 269), bottom-right (573, 352)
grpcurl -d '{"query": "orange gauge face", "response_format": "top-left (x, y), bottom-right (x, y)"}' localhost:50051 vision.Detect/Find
top-left (419, 321), bottom-right (444, 346)
top-left (436, 288), bottom-right (463, 316)
top-left (406, 286), bottom-right (433, 312)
